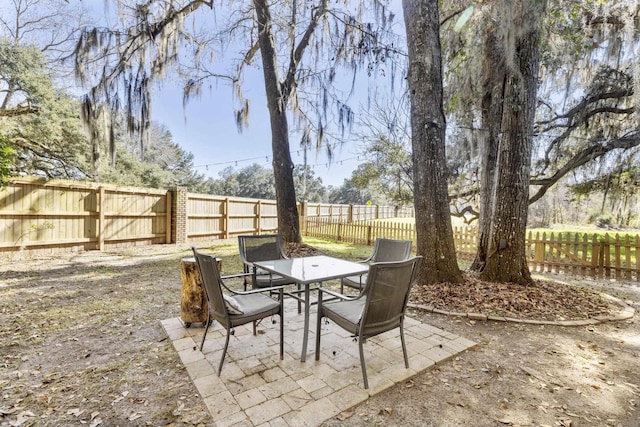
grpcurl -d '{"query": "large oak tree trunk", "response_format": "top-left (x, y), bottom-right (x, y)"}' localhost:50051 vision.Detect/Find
top-left (471, 26), bottom-right (505, 272)
top-left (253, 0), bottom-right (301, 243)
top-left (402, 0), bottom-right (462, 284)
top-left (479, 0), bottom-right (547, 285)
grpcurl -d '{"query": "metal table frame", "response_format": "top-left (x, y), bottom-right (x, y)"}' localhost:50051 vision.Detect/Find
top-left (253, 255), bottom-right (368, 362)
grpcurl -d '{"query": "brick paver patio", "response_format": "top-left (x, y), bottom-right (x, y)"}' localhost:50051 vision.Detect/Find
top-left (161, 299), bottom-right (476, 427)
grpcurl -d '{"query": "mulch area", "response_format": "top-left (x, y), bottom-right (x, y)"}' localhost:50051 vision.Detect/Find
top-left (285, 243), bottom-right (621, 322)
top-left (410, 275), bottom-right (619, 321)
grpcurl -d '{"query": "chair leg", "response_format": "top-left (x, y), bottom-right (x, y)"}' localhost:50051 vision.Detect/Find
top-left (315, 293), bottom-right (323, 361)
top-left (279, 313), bottom-right (284, 360)
top-left (400, 320), bottom-right (409, 368)
top-left (297, 283), bottom-right (302, 314)
top-left (217, 327), bottom-right (231, 376)
top-left (358, 336), bottom-right (369, 389)
top-left (253, 320), bottom-right (257, 335)
top-left (278, 288), bottom-right (284, 359)
top-left (200, 312), bottom-right (211, 351)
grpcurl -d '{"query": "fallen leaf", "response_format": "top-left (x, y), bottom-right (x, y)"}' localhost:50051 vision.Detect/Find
top-left (128, 412), bottom-right (143, 421)
top-left (336, 409), bottom-right (355, 421)
top-left (67, 408), bottom-right (84, 417)
top-left (11, 411), bottom-right (36, 427)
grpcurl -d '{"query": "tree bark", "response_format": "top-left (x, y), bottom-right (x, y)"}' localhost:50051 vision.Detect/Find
top-left (479, 0), bottom-right (547, 285)
top-left (253, 0), bottom-right (301, 243)
top-left (471, 25), bottom-right (505, 272)
top-left (402, 0), bottom-right (462, 284)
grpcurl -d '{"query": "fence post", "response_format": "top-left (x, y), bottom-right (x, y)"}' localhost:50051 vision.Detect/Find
top-left (300, 200), bottom-right (306, 219)
top-left (98, 186), bottom-right (105, 251)
top-left (165, 191), bottom-right (172, 243)
top-left (257, 200), bottom-right (262, 234)
top-left (172, 187), bottom-right (188, 244)
top-left (224, 198), bottom-right (230, 239)
top-left (591, 234), bottom-right (602, 278)
top-left (603, 234), bottom-right (611, 278)
top-left (348, 204), bottom-right (354, 223)
top-left (299, 201), bottom-right (307, 235)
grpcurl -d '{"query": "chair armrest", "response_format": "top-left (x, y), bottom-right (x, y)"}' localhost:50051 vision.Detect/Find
top-left (239, 260), bottom-right (254, 271)
top-left (231, 285), bottom-right (285, 295)
top-left (219, 273), bottom-right (254, 293)
top-left (317, 287), bottom-right (357, 301)
top-left (221, 273), bottom-right (252, 280)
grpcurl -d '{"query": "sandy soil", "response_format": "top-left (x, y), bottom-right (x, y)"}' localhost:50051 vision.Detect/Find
top-left (1, 244), bottom-right (638, 427)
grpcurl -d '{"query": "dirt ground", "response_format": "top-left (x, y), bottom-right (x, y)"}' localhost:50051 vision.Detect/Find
top-left (1, 243), bottom-right (638, 427)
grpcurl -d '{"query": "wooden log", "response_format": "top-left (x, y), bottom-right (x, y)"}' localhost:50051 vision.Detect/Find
top-left (180, 257), bottom-right (221, 326)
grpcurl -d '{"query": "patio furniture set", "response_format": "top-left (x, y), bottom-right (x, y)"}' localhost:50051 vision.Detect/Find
top-left (191, 234), bottom-right (421, 390)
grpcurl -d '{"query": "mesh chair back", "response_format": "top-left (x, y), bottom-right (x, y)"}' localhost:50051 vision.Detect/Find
top-left (192, 248), bottom-right (229, 323)
top-left (238, 234), bottom-right (286, 264)
top-left (360, 257), bottom-right (422, 337)
top-left (371, 238), bottom-right (412, 263)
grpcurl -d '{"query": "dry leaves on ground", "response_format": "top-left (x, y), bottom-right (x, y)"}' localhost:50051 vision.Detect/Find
top-left (410, 274), bottom-right (620, 321)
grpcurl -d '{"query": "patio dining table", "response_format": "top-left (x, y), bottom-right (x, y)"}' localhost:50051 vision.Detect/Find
top-left (253, 255), bottom-right (368, 362)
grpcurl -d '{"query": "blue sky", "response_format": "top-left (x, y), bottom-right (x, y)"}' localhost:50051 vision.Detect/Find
top-left (150, 69), bottom-right (363, 188)
top-left (144, 1), bottom-right (407, 189)
top-left (72, 0), bottom-right (405, 188)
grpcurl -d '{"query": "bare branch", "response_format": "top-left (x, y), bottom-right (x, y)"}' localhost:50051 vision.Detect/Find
top-left (283, 0), bottom-right (329, 99)
top-left (529, 132), bottom-right (640, 203)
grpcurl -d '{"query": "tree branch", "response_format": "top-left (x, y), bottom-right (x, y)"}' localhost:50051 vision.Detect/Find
top-left (529, 132), bottom-right (640, 203)
top-left (282, 0), bottom-right (329, 99)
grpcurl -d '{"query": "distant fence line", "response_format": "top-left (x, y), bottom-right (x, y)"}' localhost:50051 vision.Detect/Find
top-left (303, 217), bottom-right (640, 281)
top-left (4, 178), bottom-right (637, 282)
top-left (0, 178), bottom-right (413, 254)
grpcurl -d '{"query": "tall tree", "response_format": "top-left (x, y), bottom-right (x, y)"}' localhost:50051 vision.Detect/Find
top-left (0, 0), bottom-right (93, 180)
top-left (74, 0), bottom-right (399, 243)
top-left (103, 121), bottom-right (206, 190)
top-left (0, 40), bottom-right (91, 179)
top-left (475, 0), bottom-right (547, 284)
top-left (250, 0), bottom-right (326, 242)
top-left (328, 174), bottom-right (375, 205)
top-left (353, 95), bottom-right (414, 207)
top-left (443, 1), bottom-right (640, 263)
top-left (402, 0), bottom-right (462, 284)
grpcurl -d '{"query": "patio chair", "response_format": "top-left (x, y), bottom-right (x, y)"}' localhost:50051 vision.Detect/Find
top-left (340, 238), bottom-right (413, 293)
top-left (315, 256), bottom-right (422, 389)
top-left (192, 247), bottom-right (284, 376)
top-left (238, 234), bottom-right (301, 312)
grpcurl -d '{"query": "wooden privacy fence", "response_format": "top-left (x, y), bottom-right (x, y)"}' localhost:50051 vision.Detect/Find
top-left (0, 178), bottom-right (170, 254)
top-left (0, 179), bottom-right (414, 253)
top-left (300, 202), bottom-right (414, 222)
top-left (7, 178), bottom-right (636, 281)
top-left (303, 217), bottom-right (640, 281)
top-left (180, 191), bottom-right (279, 243)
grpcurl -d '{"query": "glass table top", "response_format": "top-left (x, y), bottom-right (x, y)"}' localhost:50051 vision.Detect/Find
top-left (253, 255), bottom-right (368, 284)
